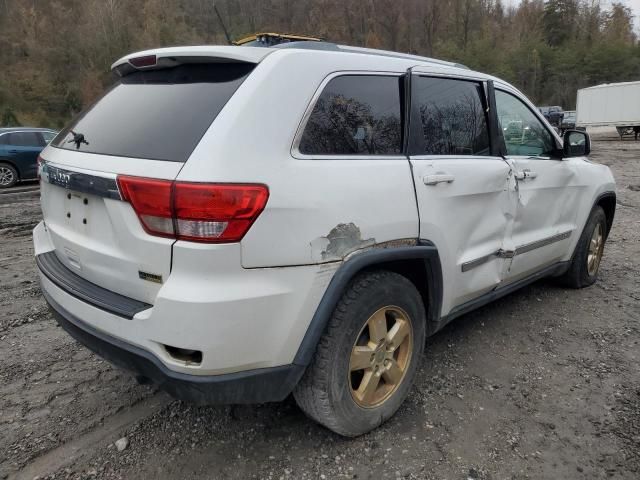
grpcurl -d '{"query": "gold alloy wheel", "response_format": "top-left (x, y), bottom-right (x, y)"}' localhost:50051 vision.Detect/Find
top-left (587, 222), bottom-right (605, 276)
top-left (349, 306), bottom-right (413, 408)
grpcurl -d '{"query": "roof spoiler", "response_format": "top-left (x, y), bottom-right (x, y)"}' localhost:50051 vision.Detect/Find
top-left (111, 46), bottom-right (272, 77)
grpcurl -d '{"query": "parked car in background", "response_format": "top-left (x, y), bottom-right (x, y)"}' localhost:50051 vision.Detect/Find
top-left (0, 127), bottom-right (57, 188)
top-left (576, 81), bottom-right (640, 139)
top-left (538, 105), bottom-right (564, 127)
top-left (560, 110), bottom-right (577, 135)
top-left (34, 42), bottom-right (616, 437)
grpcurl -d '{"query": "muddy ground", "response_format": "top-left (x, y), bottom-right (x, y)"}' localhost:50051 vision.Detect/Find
top-left (1, 134), bottom-right (639, 480)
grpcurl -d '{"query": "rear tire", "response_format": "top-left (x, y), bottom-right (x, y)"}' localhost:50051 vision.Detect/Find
top-left (0, 163), bottom-right (18, 188)
top-left (560, 206), bottom-right (607, 288)
top-left (293, 270), bottom-right (426, 437)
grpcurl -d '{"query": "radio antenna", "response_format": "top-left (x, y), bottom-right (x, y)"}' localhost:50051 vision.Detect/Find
top-left (213, 2), bottom-right (233, 45)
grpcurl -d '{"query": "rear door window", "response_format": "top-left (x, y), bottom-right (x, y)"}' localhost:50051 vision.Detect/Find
top-left (298, 75), bottom-right (403, 156)
top-left (8, 132), bottom-right (43, 147)
top-left (410, 77), bottom-right (490, 156)
top-left (52, 63), bottom-right (254, 162)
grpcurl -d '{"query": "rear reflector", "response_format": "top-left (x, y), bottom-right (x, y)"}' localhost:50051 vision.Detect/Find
top-left (117, 176), bottom-right (269, 243)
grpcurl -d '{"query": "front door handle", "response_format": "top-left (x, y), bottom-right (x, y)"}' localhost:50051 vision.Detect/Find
top-left (8, 149), bottom-right (19, 153)
top-left (514, 169), bottom-right (537, 180)
top-left (423, 173), bottom-right (455, 186)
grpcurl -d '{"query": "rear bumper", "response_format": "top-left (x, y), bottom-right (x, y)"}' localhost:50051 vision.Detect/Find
top-left (33, 220), bottom-right (331, 377)
top-left (36, 251), bottom-right (151, 319)
top-left (43, 288), bottom-right (304, 404)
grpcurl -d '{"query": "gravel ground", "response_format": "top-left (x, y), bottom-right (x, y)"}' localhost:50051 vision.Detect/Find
top-left (1, 134), bottom-right (639, 480)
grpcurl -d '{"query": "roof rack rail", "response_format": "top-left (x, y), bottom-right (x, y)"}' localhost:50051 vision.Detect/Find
top-left (336, 45), bottom-right (469, 69)
top-left (271, 41), bottom-right (468, 69)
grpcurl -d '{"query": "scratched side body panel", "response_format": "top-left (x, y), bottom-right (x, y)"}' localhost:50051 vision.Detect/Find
top-left (560, 157), bottom-right (616, 256)
top-left (486, 80), bottom-right (617, 286)
top-left (501, 155), bottom-right (615, 284)
top-left (503, 157), bottom-right (584, 281)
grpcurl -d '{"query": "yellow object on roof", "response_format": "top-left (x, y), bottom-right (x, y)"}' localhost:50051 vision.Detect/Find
top-left (234, 33), bottom-right (322, 46)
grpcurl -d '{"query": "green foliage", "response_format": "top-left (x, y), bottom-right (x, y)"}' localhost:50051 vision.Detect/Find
top-left (1, 108), bottom-right (21, 127)
top-left (0, 0), bottom-right (638, 125)
top-left (544, 0), bottom-right (578, 46)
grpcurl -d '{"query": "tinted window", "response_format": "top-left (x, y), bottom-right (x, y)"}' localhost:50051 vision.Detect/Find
top-left (8, 132), bottom-right (42, 147)
top-left (42, 131), bottom-right (56, 143)
top-left (52, 63), bottom-right (254, 162)
top-left (299, 75), bottom-right (402, 155)
top-left (411, 77), bottom-right (490, 156)
top-left (0, 135), bottom-right (8, 145)
top-left (496, 90), bottom-right (555, 157)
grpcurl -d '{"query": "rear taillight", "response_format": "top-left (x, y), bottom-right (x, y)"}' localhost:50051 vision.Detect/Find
top-left (117, 177), bottom-right (174, 237)
top-left (173, 183), bottom-right (269, 242)
top-left (117, 176), bottom-right (269, 243)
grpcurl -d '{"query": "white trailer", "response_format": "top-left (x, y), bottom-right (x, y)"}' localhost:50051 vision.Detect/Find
top-left (576, 81), bottom-right (640, 139)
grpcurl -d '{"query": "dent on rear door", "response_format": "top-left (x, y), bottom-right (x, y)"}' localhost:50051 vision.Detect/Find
top-left (412, 158), bottom-right (515, 312)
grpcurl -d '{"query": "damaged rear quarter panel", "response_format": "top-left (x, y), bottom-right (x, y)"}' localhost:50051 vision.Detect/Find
top-left (239, 158), bottom-right (420, 268)
top-left (310, 223), bottom-right (376, 263)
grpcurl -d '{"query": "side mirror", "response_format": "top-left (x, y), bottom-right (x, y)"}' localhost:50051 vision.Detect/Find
top-left (563, 129), bottom-right (590, 157)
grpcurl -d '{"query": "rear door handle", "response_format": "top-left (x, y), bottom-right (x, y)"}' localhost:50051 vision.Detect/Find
top-left (514, 169), bottom-right (537, 180)
top-left (8, 149), bottom-right (18, 153)
top-left (423, 173), bottom-right (455, 186)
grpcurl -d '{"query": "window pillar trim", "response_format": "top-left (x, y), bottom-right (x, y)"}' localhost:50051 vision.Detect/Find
top-left (486, 80), bottom-right (506, 157)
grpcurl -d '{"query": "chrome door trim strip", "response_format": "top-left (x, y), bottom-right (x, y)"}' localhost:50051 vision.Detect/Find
top-left (461, 252), bottom-right (495, 272)
top-left (461, 231), bottom-right (573, 272)
top-left (40, 161), bottom-right (122, 200)
top-left (514, 230), bottom-right (572, 256)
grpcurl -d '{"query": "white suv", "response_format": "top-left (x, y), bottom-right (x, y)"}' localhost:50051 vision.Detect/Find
top-left (34, 43), bottom-right (616, 436)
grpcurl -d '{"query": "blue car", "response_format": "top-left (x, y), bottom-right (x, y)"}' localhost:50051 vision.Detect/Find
top-left (0, 127), bottom-right (57, 188)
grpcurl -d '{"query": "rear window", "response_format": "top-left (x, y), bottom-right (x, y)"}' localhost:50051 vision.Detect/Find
top-left (52, 63), bottom-right (254, 162)
top-left (298, 75), bottom-right (403, 156)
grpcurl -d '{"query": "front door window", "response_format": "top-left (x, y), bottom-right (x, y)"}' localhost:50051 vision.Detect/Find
top-left (495, 90), bottom-right (555, 157)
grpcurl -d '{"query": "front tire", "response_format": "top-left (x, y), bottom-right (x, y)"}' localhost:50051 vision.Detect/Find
top-left (293, 270), bottom-right (426, 437)
top-left (561, 206), bottom-right (607, 288)
top-left (0, 163), bottom-right (18, 188)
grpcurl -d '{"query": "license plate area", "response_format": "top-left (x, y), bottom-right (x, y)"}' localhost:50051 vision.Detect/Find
top-left (64, 190), bottom-right (92, 232)
top-left (38, 157), bottom-right (176, 304)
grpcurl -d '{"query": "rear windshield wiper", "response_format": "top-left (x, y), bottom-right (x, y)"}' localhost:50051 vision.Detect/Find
top-left (67, 130), bottom-right (89, 149)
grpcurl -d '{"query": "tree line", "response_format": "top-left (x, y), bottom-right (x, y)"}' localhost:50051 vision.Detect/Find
top-left (0, 0), bottom-right (638, 128)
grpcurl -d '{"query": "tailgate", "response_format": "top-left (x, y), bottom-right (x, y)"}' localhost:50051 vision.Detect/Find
top-left (40, 149), bottom-right (182, 304)
top-left (37, 59), bottom-right (257, 304)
